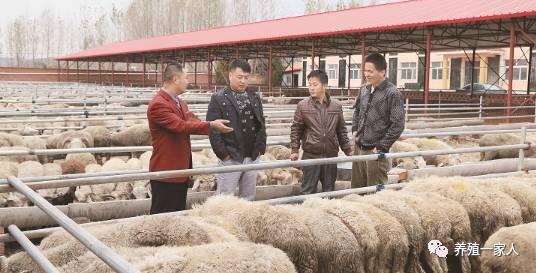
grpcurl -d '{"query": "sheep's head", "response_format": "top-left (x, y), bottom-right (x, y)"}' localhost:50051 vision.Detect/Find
top-left (438, 155), bottom-right (462, 167)
top-left (396, 157), bottom-right (426, 170)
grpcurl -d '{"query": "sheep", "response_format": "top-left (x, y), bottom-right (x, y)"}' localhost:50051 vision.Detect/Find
top-left (257, 154), bottom-right (302, 186)
top-left (268, 204), bottom-right (365, 273)
top-left (0, 161), bottom-right (18, 207)
top-left (375, 190), bottom-right (453, 273)
top-left (139, 151), bottom-right (151, 169)
top-left (46, 130), bottom-right (94, 149)
top-left (4, 215), bottom-right (240, 272)
top-left (98, 158), bottom-right (132, 201)
top-left (60, 157), bottom-right (86, 175)
top-left (480, 222), bottom-right (536, 273)
top-left (405, 176), bottom-right (524, 272)
top-left (82, 126), bottom-right (112, 147)
top-left (0, 146), bottom-right (38, 163)
top-left (0, 132), bottom-right (24, 147)
top-left (191, 174), bottom-right (216, 192)
top-left (389, 141), bottom-right (427, 169)
top-left (405, 191), bottom-right (473, 273)
top-left (111, 124), bottom-right (151, 146)
top-left (478, 133), bottom-right (535, 160)
top-left (191, 195), bottom-right (318, 273)
top-left (266, 145), bottom-right (291, 160)
top-left (74, 164), bottom-right (102, 202)
top-left (343, 193), bottom-right (422, 273)
top-left (475, 178), bottom-right (536, 223)
top-left (302, 198), bottom-right (381, 273)
top-left (15, 124), bottom-right (38, 136)
top-left (22, 136), bottom-right (47, 163)
top-left (403, 138), bottom-right (462, 166)
top-left (59, 242), bottom-right (297, 273)
top-left (17, 160), bottom-right (44, 178)
top-left (65, 152), bottom-right (97, 167)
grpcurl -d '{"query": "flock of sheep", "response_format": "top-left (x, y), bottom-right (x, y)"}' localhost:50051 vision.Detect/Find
top-left (1, 175), bottom-right (535, 273)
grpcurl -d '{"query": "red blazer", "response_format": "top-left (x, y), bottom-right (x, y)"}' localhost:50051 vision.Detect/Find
top-left (147, 90), bottom-right (210, 183)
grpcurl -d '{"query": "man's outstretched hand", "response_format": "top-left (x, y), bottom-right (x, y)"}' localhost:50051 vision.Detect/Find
top-left (211, 119), bottom-right (234, 133)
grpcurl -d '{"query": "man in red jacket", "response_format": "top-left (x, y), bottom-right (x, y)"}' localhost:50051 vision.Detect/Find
top-left (147, 63), bottom-right (232, 214)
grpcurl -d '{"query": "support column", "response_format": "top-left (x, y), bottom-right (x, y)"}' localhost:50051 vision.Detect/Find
top-left (528, 45), bottom-right (533, 95)
top-left (154, 63), bottom-right (158, 87)
top-left (76, 61), bottom-right (80, 82)
top-left (86, 61), bottom-right (90, 83)
top-left (194, 61), bottom-right (198, 86)
top-left (361, 33), bottom-right (366, 85)
top-left (126, 59), bottom-right (130, 87)
top-left (160, 55), bottom-right (164, 85)
top-left (311, 42), bottom-right (316, 70)
top-left (507, 26), bottom-right (516, 123)
top-left (66, 61), bottom-right (70, 81)
top-left (291, 56), bottom-right (295, 88)
top-left (111, 60), bottom-right (115, 86)
top-left (235, 48), bottom-right (239, 59)
top-left (208, 51), bottom-right (212, 90)
top-left (182, 53), bottom-right (186, 65)
top-left (98, 62), bottom-right (102, 84)
top-left (269, 46), bottom-right (273, 97)
top-left (424, 30), bottom-right (431, 108)
top-left (470, 48), bottom-right (476, 96)
top-left (347, 55), bottom-right (352, 92)
top-left (142, 56), bottom-right (146, 87)
top-left (57, 61), bottom-right (61, 82)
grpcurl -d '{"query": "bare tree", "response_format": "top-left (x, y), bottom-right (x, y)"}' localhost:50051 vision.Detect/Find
top-left (336, 0), bottom-right (360, 9)
top-left (303, 0), bottom-right (330, 14)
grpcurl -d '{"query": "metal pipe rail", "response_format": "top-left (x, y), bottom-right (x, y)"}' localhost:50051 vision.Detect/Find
top-left (7, 225), bottom-right (61, 273)
top-left (2, 125), bottom-right (535, 158)
top-left (0, 182), bottom-right (405, 243)
top-left (0, 143), bottom-right (528, 194)
top-left (6, 176), bottom-right (141, 273)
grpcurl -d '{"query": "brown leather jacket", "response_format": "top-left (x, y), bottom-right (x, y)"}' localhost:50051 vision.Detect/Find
top-left (290, 96), bottom-right (352, 156)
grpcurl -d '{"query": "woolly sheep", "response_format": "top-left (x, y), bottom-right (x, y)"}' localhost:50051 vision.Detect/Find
top-left (0, 161), bottom-right (18, 207)
top-left (46, 130), bottom-right (94, 149)
top-left (478, 133), bottom-right (536, 160)
top-left (389, 141), bottom-right (427, 169)
top-left (191, 195), bottom-right (318, 273)
top-left (480, 222), bottom-right (536, 273)
top-left (4, 215), bottom-right (240, 272)
top-left (475, 178), bottom-right (536, 223)
top-left (111, 124), bottom-right (151, 146)
top-left (74, 164), bottom-right (102, 202)
top-left (65, 152), bottom-right (97, 167)
top-left (403, 138), bottom-right (462, 166)
top-left (82, 126), bottom-right (112, 147)
top-left (0, 133), bottom-right (24, 147)
top-left (22, 136), bottom-right (47, 163)
top-left (100, 158), bottom-right (131, 200)
top-left (405, 176), bottom-right (524, 272)
top-left (302, 198), bottom-right (381, 273)
top-left (59, 242), bottom-right (296, 273)
top-left (376, 190), bottom-right (452, 273)
top-left (139, 151), bottom-right (151, 169)
top-left (276, 204), bottom-right (365, 273)
top-left (266, 145), bottom-right (291, 160)
top-left (0, 146), bottom-right (38, 163)
top-left (343, 193), bottom-right (421, 273)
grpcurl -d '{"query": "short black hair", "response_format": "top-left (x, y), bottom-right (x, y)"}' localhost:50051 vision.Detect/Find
top-left (163, 62), bottom-right (184, 82)
top-left (307, 70), bottom-right (328, 85)
top-left (229, 59), bottom-right (251, 73)
top-left (364, 53), bottom-right (387, 71)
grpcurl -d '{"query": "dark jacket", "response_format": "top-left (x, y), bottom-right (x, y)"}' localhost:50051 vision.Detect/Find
top-left (207, 87), bottom-right (266, 162)
top-left (147, 90), bottom-right (210, 183)
top-left (290, 95), bottom-right (352, 157)
top-left (352, 80), bottom-right (405, 153)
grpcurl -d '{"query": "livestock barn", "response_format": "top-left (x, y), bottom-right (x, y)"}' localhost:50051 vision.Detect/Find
top-left (1, 0), bottom-right (536, 272)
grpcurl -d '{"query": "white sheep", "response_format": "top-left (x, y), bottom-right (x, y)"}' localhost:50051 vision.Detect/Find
top-left (111, 124), bottom-right (151, 146)
top-left (59, 242), bottom-right (297, 273)
top-left (0, 132), bottom-right (24, 147)
top-left (389, 141), bottom-right (427, 169)
top-left (480, 222), bottom-right (536, 273)
top-left (478, 133), bottom-right (536, 160)
top-left (403, 138), bottom-right (462, 166)
top-left (82, 126), bottom-right (112, 147)
top-left (46, 130), bottom-right (94, 149)
top-left (22, 136), bottom-right (47, 163)
top-left (0, 146), bottom-right (38, 163)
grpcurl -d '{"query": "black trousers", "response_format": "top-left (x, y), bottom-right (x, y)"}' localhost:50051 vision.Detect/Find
top-left (149, 180), bottom-right (189, 215)
top-left (300, 152), bottom-right (338, 194)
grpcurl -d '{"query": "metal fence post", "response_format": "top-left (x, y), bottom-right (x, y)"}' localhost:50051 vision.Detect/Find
top-left (405, 98), bottom-right (410, 122)
top-left (518, 126), bottom-right (527, 172)
top-left (479, 95), bottom-right (483, 119)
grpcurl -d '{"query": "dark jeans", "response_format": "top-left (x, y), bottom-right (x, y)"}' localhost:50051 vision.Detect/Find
top-left (149, 180), bottom-right (189, 214)
top-left (300, 152), bottom-right (338, 194)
